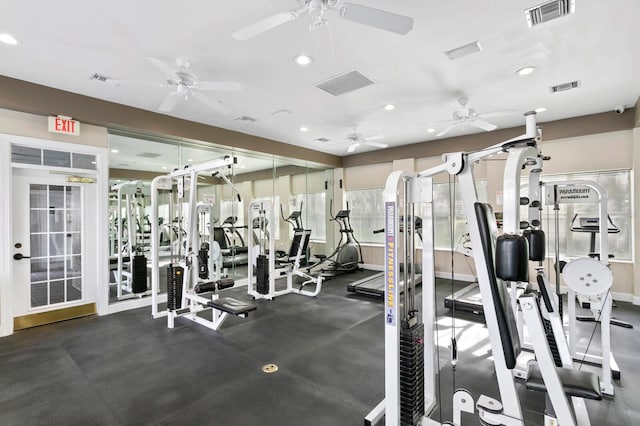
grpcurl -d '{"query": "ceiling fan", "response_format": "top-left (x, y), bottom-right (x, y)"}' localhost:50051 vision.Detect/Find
top-left (232, 0), bottom-right (414, 41)
top-left (112, 57), bottom-right (242, 114)
top-left (345, 125), bottom-right (387, 153)
top-left (432, 97), bottom-right (509, 137)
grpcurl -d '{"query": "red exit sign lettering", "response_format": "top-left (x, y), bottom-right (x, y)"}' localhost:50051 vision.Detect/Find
top-left (48, 116), bottom-right (80, 136)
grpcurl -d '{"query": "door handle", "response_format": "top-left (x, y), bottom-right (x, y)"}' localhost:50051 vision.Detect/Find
top-left (13, 253), bottom-right (31, 260)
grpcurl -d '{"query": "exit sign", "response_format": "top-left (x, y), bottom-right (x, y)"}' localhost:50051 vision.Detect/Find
top-left (48, 116), bottom-right (80, 136)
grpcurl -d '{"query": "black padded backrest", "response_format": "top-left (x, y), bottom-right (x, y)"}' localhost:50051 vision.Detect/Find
top-left (474, 202), bottom-right (521, 369)
top-left (288, 230), bottom-right (304, 257)
top-left (213, 227), bottom-right (229, 250)
top-left (301, 230), bottom-right (312, 254)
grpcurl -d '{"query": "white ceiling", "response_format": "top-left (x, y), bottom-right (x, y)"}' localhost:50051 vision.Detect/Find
top-left (1, 0), bottom-right (638, 156)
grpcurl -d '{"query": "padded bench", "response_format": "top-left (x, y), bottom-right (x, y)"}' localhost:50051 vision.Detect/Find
top-left (526, 361), bottom-right (602, 400)
top-left (207, 297), bottom-right (257, 316)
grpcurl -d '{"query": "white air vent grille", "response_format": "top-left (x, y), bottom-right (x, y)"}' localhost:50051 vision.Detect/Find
top-left (444, 41), bottom-right (483, 60)
top-left (550, 80), bottom-right (580, 93)
top-left (235, 116), bottom-right (258, 122)
top-left (137, 152), bottom-right (162, 158)
top-left (316, 71), bottom-right (375, 96)
top-left (90, 73), bottom-right (110, 82)
top-left (526, 0), bottom-right (575, 27)
top-left (314, 138), bottom-right (331, 143)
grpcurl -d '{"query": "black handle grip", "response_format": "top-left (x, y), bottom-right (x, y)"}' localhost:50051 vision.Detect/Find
top-left (13, 253), bottom-right (31, 260)
top-left (372, 228), bottom-right (384, 234)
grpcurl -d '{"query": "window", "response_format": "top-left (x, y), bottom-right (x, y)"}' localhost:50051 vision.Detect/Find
top-left (532, 171), bottom-right (632, 261)
top-left (11, 144), bottom-right (96, 170)
top-left (345, 189), bottom-right (385, 244)
top-left (434, 180), bottom-right (488, 250)
top-left (291, 193), bottom-right (326, 241)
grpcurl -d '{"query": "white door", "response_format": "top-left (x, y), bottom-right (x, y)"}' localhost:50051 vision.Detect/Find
top-left (11, 168), bottom-right (98, 322)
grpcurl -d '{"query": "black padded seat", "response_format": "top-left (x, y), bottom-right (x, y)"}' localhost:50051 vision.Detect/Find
top-left (526, 361), bottom-right (603, 400)
top-left (207, 297), bottom-right (257, 316)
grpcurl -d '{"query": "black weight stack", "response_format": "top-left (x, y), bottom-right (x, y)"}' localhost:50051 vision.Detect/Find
top-left (198, 248), bottom-right (209, 279)
top-left (167, 265), bottom-right (184, 311)
top-left (131, 255), bottom-right (148, 294)
top-left (400, 323), bottom-right (425, 426)
top-left (256, 254), bottom-right (269, 295)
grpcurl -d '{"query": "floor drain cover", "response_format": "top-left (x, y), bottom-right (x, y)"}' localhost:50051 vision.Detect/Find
top-left (262, 364), bottom-right (278, 374)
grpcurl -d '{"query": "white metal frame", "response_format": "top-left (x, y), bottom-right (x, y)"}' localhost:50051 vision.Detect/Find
top-left (150, 156), bottom-right (247, 331)
top-left (247, 199), bottom-right (322, 299)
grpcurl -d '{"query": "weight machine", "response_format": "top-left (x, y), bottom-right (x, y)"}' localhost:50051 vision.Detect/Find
top-left (368, 112), bottom-right (603, 426)
top-left (247, 199), bottom-right (322, 299)
top-left (527, 178), bottom-right (627, 395)
top-left (110, 180), bottom-right (149, 299)
top-left (150, 156), bottom-right (256, 331)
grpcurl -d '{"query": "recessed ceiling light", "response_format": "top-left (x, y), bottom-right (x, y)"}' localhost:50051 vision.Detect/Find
top-left (294, 55), bottom-right (312, 66)
top-left (0, 33), bottom-right (18, 45)
top-left (300, 126), bottom-right (308, 132)
top-left (535, 107), bottom-right (547, 113)
top-left (384, 104), bottom-right (395, 111)
top-left (110, 149), bottom-right (119, 154)
top-left (162, 166), bottom-right (168, 170)
top-left (516, 66), bottom-right (536, 76)
top-left (188, 158), bottom-right (193, 162)
top-left (427, 128), bottom-right (436, 133)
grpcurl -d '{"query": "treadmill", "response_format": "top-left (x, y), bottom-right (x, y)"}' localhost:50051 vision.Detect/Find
top-left (347, 216), bottom-right (422, 298)
top-left (348, 269), bottom-right (422, 298)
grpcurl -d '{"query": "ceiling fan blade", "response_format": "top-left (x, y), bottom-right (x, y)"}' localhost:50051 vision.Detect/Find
top-left (146, 57), bottom-right (177, 76)
top-left (478, 109), bottom-right (516, 119)
top-left (232, 12), bottom-right (297, 41)
top-left (347, 143), bottom-right (358, 153)
top-left (197, 81), bottom-right (243, 91)
top-left (436, 124), bottom-right (459, 137)
top-left (363, 134), bottom-right (384, 141)
top-left (191, 91), bottom-right (231, 114)
top-left (158, 92), bottom-right (182, 112)
top-left (364, 141), bottom-right (388, 149)
top-left (341, 3), bottom-right (414, 35)
top-left (470, 118), bottom-right (498, 132)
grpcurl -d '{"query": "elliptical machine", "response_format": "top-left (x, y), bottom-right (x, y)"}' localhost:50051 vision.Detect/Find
top-left (311, 200), bottom-right (363, 278)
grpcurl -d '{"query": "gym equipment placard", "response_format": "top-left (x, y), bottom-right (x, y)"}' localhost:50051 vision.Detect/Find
top-left (385, 201), bottom-right (397, 326)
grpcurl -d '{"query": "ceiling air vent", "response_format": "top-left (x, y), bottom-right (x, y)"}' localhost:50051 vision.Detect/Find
top-left (315, 71), bottom-right (375, 96)
top-left (314, 138), bottom-right (331, 143)
top-left (90, 73), bottom-right (110, 82)
top-left (526, 0), bottom-right (576, 27)
top-left (235, 116), bottom-right (258, 123)
top-left (137, 152), bottom-right (162, 158)
top-left (550, 80), bottom-right (580, 93)
top-left (444, 41), bottom-right (482, 60)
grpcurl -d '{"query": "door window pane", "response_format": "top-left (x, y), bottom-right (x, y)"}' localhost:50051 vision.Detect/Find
top-left (30, 210), bottom-right (47, 233)
top-left (30, 185), bottom-right (47, 208)
top-left (29, 183), bottom-right (83, 308)
top-left (30, 259), bottom-right (48, 283)
top-left (49, 210), bottom-right (64, 232)
top-left (30, 234), bottom-right (48, 257)
top-left (49, 186), bottom-right (65, 208)
top-left (50, 280), bottom-right (65, 304)
top-left (49, 234), bottom-right (65, 256)
top-left (31, 282), bottom-right (48, 307)
top-left (43, 150), bottom-right (71, 168)
top-left (12, 145), bottom-right (41, 165)
top-left (66, 279), bottom-right (82, 301)
top-left (49, 257), bottom-right (65, 280)
top-left (72, 153), bottom-right (97, 170)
